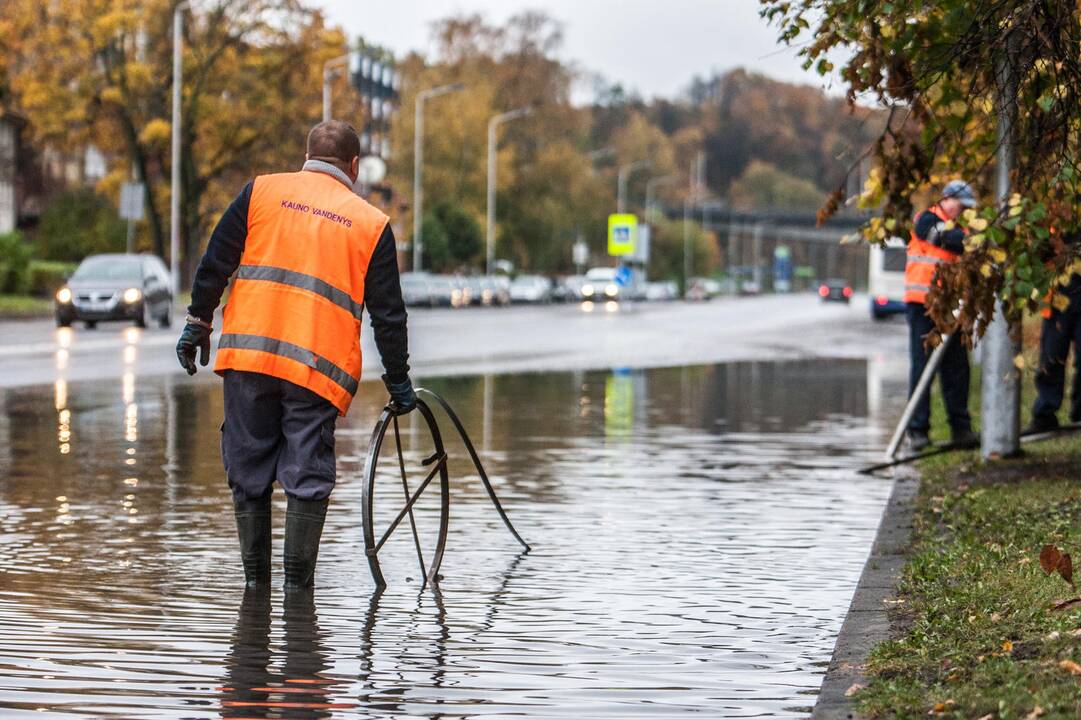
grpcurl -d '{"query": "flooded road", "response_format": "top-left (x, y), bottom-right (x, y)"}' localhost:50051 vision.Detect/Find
top-left (0, 360), bottom-right (897, 718)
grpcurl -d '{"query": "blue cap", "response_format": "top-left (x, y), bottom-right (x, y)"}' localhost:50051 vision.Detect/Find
top-left (942, 179), bottom-right (977, 207)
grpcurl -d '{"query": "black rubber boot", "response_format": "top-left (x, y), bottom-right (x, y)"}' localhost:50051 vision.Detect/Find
top-left (284, 497), bottom-right (329, 588)
top-left (233, 493), bottom-right (272, 587)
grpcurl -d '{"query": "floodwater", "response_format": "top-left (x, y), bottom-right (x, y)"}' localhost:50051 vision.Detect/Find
top-left (0, 360), bottom-right (896, 718)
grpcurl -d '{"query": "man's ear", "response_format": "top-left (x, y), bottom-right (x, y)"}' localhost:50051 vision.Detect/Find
top-left (350, 156), bottom-right (361, 183)
top-left (305, 152), bottom-right (310, 161)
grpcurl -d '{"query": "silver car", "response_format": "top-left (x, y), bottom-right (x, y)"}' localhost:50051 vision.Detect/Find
top-left (509, 275), bottom-right (553, 304)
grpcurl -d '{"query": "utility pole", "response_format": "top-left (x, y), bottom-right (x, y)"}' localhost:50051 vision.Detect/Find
top-left (412, 82), bottom-right (464, 273)
top-left (617, 160), bottom-right (650, 214)
top-left (682, 156), bottom-right (701, 294)
top-left (169, 0), bottom-right (190, 296)
top-left (322, 54), bottom-right (352, 122)
top-left (981, 29), bottom-right (1021, 459)
top-left (486, 107), bottom-right (532, 276)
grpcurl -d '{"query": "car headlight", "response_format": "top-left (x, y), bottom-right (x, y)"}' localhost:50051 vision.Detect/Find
top-left (581, 283), bottom-right (594, 296)
top-left (605, 284), bottom-right (618, 297)
top-left (56, 287), bottom-right (72, 304)
top-left (123, 287), bottom-right (142, 304)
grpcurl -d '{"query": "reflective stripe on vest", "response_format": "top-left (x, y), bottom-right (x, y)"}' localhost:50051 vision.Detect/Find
top-left (904, 205), bottom-right (960, 304)
top-left (213, 170), bottom-right (389, 415)
top-left (236, 264), bottom-right (363, 320)
top-left (219, 332), bottom-right (359, 396)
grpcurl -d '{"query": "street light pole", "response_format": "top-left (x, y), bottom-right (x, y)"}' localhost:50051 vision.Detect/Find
top-left (645, 175), bottom-right (677, 223)
top-left (169, 0), bottom-right (190, 296)
top-left (617, 160), bottom-right (650, 214)
top-left (322, 54), bottom-right (351, 122)
top-left (412, 82), bottom-right (465, 273)
top-left (486, 106), bottom-right (532, 276)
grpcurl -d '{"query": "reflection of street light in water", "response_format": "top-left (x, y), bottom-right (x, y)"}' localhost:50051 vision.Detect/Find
top-left (55, 379), bottom-right (70, 455)
top-left (56, 327), bottom-right (72, 349)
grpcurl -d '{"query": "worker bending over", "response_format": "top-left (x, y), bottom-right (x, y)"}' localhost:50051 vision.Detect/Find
top-left (176, 120), bottom-right (416, 588)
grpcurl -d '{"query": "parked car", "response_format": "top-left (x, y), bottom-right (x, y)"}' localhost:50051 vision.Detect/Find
top-left (690, 277), bottom-right (723, 297)
top-left (740, 280), bottom-right (762, 296)
top-left (819, 278), bottom-right (853, 304)
top-left (509, 275), bottom-right (553, 304)
top-left (479, 275), bottom-right (511, 306)
top-left (869, 236), bottom-right (907, 320)
top-left (55, 253), bottom-right (173, 329)
top-left (400, 272), bottom-right (433, 307)
top-left (552, 275), bottom-right (587, 303)
top-left (428, 275), bottom-right (468, 308)
top-left (645, 281), bottom-right (679, 301)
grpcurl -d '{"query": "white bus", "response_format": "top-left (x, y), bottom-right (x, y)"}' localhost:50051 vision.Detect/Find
top-left (868, 237), bottom-right (908, 320)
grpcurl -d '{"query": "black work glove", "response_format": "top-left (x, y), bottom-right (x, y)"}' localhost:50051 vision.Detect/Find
top-left (383, 374), bottom-right (417, 415)
top-left (176, 321), bottom-right (212, 375)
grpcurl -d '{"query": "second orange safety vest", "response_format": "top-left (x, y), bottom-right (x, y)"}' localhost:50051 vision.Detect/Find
top-left (214, 170), bottom-right (389, 415)
top-left (904, 205), bottom-right (961, 305)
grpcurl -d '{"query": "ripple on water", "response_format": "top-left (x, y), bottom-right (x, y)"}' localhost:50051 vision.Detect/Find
top-left (0, 360), bottom-right (893, 718)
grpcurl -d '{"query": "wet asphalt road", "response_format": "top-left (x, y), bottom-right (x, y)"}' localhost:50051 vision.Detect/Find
top-left (0, 294), bottom-right (907, 389)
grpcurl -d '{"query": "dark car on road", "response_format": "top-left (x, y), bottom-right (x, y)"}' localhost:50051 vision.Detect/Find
top-left (818, 278), bottom-right (853, 304)
top-left (55, 254), bottom-right (173, 329)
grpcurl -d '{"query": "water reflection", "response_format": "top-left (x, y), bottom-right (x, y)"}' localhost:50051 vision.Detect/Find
top-left (221, 590), bottom-right (345, 718)
top-left (0, 359), bottom-right (899, 717)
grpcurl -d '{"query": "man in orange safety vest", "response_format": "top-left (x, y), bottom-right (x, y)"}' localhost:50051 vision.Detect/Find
top-left (176, 120), bottom-right (416, 589)
top-left (903, 179), bottom-right (978, 452)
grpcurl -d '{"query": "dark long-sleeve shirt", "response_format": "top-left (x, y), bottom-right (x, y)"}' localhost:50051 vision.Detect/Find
top-left (912, 208), bottom-right (965, 255)
top-left (187, 176), bottom-right (410, 383)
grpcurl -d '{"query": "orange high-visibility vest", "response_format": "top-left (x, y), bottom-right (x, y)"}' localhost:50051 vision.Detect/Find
top-left (904, 205), bottom-right (961, 304)
top-left (214, 170), bottom-right (388, 415)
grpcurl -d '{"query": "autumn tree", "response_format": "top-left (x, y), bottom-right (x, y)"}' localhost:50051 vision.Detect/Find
top-left (761, 0), bottom-right (1081, 341)
top-left (0, 0), bottom-right (355, 283)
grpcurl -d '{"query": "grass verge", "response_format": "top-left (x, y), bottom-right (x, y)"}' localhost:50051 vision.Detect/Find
top-left (0, 294), bottom-right (52, 319)
top-left (857, 317), bottom-right (1081, 717)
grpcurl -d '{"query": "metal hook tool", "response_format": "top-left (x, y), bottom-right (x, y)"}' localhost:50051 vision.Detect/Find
top-left (360, 387), bottom-right (530, 589)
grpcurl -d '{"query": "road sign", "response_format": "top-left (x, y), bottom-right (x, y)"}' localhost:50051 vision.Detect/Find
top-left (119, 182), bottom-right (144, 221)
top-left (633, 225), bottom-right (651, 264)
top-left (614, 264), bottom-right (633, 287)
top-left (357, 155), bottom-right (387, 186)
top-left (572, 239), bottom-right (589, 267)
top-left (607, 214), bottom-right (637, 256)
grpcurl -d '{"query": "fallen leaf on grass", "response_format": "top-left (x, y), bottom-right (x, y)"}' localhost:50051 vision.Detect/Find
top-left (1069, 628), bottom-right (1081, 637)
top-left (1041, 544), bottom-right (1062, 574)
top-left (976, 715), bottom-right (994, 720)
top-left (1050, 597), bottom-right (1081, 611)
top-left (1002, 640), bottom-right (1013, 653)
top-left (929, 699), bottom-right (956, 715)
top-left (1040, 544), bottom-right (1076, 589)
top-left (1058, 659), bottom-right (1081, 675)
top-left (844, 682), bottom-right (865, 697)
top-left (1024, 706), bottom-right (1045, 720)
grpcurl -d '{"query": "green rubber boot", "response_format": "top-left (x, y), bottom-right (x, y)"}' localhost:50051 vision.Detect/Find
top-left (233, 494), bottom-right (272, 587)
top-left (283, 497), bottom-right (329, 588)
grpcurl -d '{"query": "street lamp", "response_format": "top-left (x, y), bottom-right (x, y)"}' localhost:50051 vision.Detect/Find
top-left (617, 159), bottom-right (650, 214)
top-left (486, 106), bottom-right (532, 276)
top-left (412, 82), bottom-right (465, 273)
top-left (322, 53), bottom-right (353, 122)
top-left (170, 0), bottom-right (190, 296)
top-left (645, 175), bottom-right (678, 222)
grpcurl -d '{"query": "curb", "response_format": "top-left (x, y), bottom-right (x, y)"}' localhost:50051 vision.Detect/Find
top-left (813, 466), bottom-right (919, 719)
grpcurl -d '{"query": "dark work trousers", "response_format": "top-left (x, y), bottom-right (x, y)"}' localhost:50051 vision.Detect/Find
top-left (907, 302), bottom-right (971, 434)
top-left (222, 370), bottom-right (338, 502)
top-left (1032, 305), bottom-right (1081, 425)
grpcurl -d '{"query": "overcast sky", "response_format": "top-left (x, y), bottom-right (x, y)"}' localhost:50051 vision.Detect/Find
top-left (315, 1), bottom-right (835, 101)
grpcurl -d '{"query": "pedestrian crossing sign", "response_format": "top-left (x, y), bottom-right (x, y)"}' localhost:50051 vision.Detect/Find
top-left (608, 214), bottom-right (638, 256)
